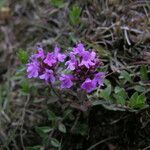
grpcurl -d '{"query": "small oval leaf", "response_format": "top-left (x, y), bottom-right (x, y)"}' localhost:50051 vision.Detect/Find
top-left (58, 123), bottom-right (66, 133)
top-left (51, 138), bottom-right (61, 148)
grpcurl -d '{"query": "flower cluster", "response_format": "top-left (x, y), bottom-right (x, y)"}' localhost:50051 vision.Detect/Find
top-left (26, 46), bottom-right (66, 83)
top-left (60, 43), bottom-right (105, 93)
top-left (26, 43), bottom-right (105, 93)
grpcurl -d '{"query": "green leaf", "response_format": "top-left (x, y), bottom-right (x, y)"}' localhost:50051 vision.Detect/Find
top-left (51, 138), bottom-right (61, 148)
top-left (130, 92), bottom-right (139, 100)
top-left (114, 86), bottom-right (122, 93)
top-left (100, 90), bottom-right (110, 100)
top-left (116, 87), bottom-right (127, 105)
top-left (114, 87), bottom-right (127, 97)
top-left (114, 93), bottom-right (126, 105)
top-left (100, 80), bottom-right (112, 100)
top-left (129, 92), bottom-right (145, 109)
top-left (128, 92), bottom-right (138, 108)
top-left (140, 65), bottom-right (148, 80)
top-left (114, 86), bottom-right (127, 105)
top-left (49, 0), bottom-right (64, 8)
top-left (26, 145), bottom-right (41, 150)
top-left (47, 110), bottom-right (56, 121)
top-left (134, 85), bottom-right (145, 92)
top-left (15, 66), bottom-right (26, 76)
top-left (58, 123), bottom-right (66, 133)
top-left (21, 81), bottom-right (30, 93)
top-left (63, 109), bottom-right (72, 120)
top-left (35, 126), bottom-right (53, 138)
top-left (69, 5), bottom-right (81, 25)
top-left (37, 126), bottom-right (53, 133)
top-left (136, 94), bottom-right (145, 108)
top-left (119, 70), bottom-right (131, 83)
top-left (17, 49), bottom-right (28, 64)
top-left (115, 95), bottom-right (126, 105)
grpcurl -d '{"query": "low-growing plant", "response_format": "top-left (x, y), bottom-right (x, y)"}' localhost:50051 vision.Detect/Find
top-left (17, 42), bottom-right (149, 149)
top-left (21, 43), bottom-right (105, 148)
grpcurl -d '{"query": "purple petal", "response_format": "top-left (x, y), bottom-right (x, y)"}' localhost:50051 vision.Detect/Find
top-left (57, 53), bottom-right (66, 62)
top-left (54, 46), bottom-right (66, 62)
top-left (39, 69), bottom-right (55, 83)
top-left (81, 78), bottom-right (96, 93)
top-left (26, 61), bottom-right (39, 78)
top-left (60, 74), bottom-right (73, 89)
top-left (35, 49), bottom-right (45, 59)
top-left (44, 52), bottom-right (56, 66)
top-left (94, 72), bottom-right (105, 86)
top-left (72, 43), bottom-right (85, 56)
top-left (65, 54), bottom-right (77, 70)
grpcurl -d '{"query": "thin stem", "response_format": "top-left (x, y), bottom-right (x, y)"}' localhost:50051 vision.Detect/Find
top-left (49, 83), bottom-right (63, 106)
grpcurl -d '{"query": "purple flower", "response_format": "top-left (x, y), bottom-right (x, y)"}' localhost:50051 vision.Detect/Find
top-left (94, 72), bottom-right (105, 86)
top-left (72, 43), bottom-right (85, 56)
top-left (39, 69), bottom-right (55, 83)
top-left (90, 51), bottom-right (96, 60)
top-left (81, 78), bottom-right (96, 93)
top-left (26, 43), bottom-right (105, 94)
top-left (27, 61), bottom-right (39, 78)
top-left (44, 52), bottom-right (56, 66)
top-left (60, 74), bottom-right (73, 89)
top-left (65, 53), bottom-right (77, 70)
top-left (79, 51), bottom-right (95, 68)
top-left (35, 48), bottom-right (45, 59)
top-left (54, 46), bottom-right (66, 62)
